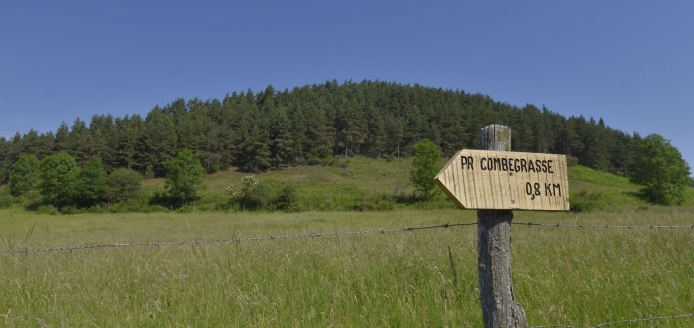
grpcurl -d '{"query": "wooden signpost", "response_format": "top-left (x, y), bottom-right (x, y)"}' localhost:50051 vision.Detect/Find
top-left (434, 149), bottom-right (570, 211)
top-left (435, 124), bottom-right (570, 328)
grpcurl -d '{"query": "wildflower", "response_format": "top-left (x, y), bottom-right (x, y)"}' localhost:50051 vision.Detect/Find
top-left (162, 272), bottom-right (167, 276)
top-left (182, 274), bottom-right (188, 278)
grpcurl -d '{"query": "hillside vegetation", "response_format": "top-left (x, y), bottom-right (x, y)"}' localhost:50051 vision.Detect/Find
top-left (1, 80), bottom-right (644, 183)
top-left (1, 156), bottom-right (691, 214)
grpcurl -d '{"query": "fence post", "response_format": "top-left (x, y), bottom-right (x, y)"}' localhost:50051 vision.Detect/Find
top-left (477, 124), bottom-right (526, 328)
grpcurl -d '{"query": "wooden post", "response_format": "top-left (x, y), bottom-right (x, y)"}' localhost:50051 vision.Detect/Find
top-left (477, 124), bottom-right (526, 328)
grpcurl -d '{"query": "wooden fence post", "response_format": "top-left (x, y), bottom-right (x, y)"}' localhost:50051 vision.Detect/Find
top-left (477, 124), bottom-right (526, 327)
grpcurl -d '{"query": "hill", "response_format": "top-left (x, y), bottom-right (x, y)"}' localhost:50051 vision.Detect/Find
top-left (138, 157), bottom-right (691, 213)
top-left (1, 80), bottom-right (644, 184)
top-left (2, 155), bottom-right (691, 213)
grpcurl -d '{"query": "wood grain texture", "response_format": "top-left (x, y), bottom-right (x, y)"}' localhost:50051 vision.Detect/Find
top-left (475, 124), bottom-right (526, 328)
top-left (434, 149), bottom-right (570, 211)
top-left (477, 210), bottom-right (526, 328)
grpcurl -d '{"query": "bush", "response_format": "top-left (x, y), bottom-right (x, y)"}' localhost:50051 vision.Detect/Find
top-left (273, 184), bottom-right (299, 212)
top-left (175, 205), bottom-right (195, 213)
top-left (105, 168), bottom-right (143, 203)
top-left (307, 157), bottom-right (324, 166)
top-left (60, 206), bottom-right (79, 215)
top-left (20, 190), bottom-right (42, 207)
top-left (355, 194), bottom-right (395, 211)
top-left (0, 188), bottom-right (15, 208)
top-left (83, 205), bottom-right (107, 214)
top-left (570, 190), bottom-right (600, 212)
top-left (107, 200), bottom-right (168, 213)
top-left (36, 205), bottom-right (59, 215)
top-left (144, 165), bottom-right (155, 179)
top-left (246, 182), bottom-right (272, 207)
top-left (226, 176), bottom-right (271, 209)
top-left (333, 158), bottom-right (349, 168)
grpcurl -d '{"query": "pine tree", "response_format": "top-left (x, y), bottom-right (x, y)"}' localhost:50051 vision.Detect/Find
top-left (54, 122), bottom-right (70, 153)
top-left (115, 114), bottom-right (143, 170)
top-left (67, 118), bottom-right (94, 164)
top-left (336, 98), bottom-right (366, 157)
top-left (269, 107), bottom-right (295, 168)
top-left (139, 107), bottom-right (178, 177)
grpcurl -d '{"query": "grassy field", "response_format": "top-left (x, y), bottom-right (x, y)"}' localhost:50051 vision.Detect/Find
top-left (1, 207), bottom-right (693, 327)
top-left (3, 157), bottom-right (692, 214)
top-left (151, 158), bottom-right (690, 212)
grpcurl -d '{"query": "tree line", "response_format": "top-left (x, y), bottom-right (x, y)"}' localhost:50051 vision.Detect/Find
top-left (0, 79), bottom-right (675, 183)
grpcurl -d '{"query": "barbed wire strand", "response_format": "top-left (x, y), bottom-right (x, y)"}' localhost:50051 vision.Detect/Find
top-left (0, 222), bottom-right (477, 254)
top-left (513, 222), bottom-right (694, 229)
top-left (3, 221), bottom-right (694, 255)
top-left (530, 312), bottom-right (694, 328)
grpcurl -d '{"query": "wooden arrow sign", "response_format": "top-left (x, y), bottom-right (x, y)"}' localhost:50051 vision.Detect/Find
top-left (434, 149), bottom-right (570, 211)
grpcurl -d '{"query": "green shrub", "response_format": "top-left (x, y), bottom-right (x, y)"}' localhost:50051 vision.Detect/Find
top-left (144, 165), bottom-right (155, 179)
top-left (334, 158), bottom-right (350, 168)
top-left (60, 206), bottom-right (79, 215)
top-left (84, 205), bottom-right (107, 214)
top-left (307, 157), bottom-right (324, 166)
top-left (0, 188), bottom-right (15, 208)
top-left (36, 205), bottom-right (59, 215)
top-left (20, 190), bottom-right (42, 207)
top-left (246, 182), bottom-right (272, 207)
top-left (175, 205), bottom-right (194, 213)
top-left (226, 176), bottom-right (272, 209)
top-left (356, 194), bottom-right (395, 211)
top-left (274, 184), bottom-right (299, 212)
top-left (107, 200), bottom-right (167, 213)
top-left (105, 168), bottom-right (143, 203)
top-left (569, 190), bottom-right (600, 212)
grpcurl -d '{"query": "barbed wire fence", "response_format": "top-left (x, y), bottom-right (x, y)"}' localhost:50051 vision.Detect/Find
top-left (0, 222), bottom-right (477, 254)
top-left (1, 220), bottom-right (693, 327)
top-left (528, 313), bottom-right (694, 328)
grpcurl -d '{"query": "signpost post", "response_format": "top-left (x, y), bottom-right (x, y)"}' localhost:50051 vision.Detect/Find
top-left (434, 124), bottom-right (570, 328)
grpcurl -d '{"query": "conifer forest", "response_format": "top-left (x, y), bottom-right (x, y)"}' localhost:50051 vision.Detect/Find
top-left (0, 79), bottom-right (645, 183)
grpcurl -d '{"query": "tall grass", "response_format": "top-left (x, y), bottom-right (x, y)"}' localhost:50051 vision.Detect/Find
top-left (1, 208), bottom-right (693, 327)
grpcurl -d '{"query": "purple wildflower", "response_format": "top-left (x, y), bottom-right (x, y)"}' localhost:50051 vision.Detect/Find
top-left (162, 272), bottom-right (167, 276)
top-left (182, 274), bottom-right (188, 278)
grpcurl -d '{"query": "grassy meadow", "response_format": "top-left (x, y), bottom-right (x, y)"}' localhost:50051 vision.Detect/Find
top-left (1, 207), bottom-right (693, 327)
top-left (3, 156), bottom-right (692, 214)
top-left (142, 157), bottom-right (691, 213)
top-left (1, 158), bottom-right (694, 326)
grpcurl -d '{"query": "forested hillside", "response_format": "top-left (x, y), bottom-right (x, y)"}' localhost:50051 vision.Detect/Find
top-left (0, 80), bottom-right (641, 182)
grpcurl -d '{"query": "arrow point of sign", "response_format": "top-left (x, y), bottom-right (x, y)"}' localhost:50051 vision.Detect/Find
top-left (434, 150), bottom-right (467, 209)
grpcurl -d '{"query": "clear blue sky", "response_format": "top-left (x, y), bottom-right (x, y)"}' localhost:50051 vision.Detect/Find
top-left (2, 1), bottom-right (693, 171)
